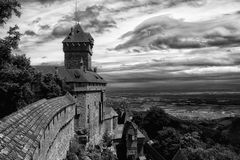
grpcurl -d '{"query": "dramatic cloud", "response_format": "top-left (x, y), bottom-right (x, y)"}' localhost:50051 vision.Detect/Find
top-left (101, 49), bottom-right (240, 75)
top-left (32, 17), bottom-right (41, 24)
top-left (102, 62), bottom-right (240, 92)
top-left (22, 0), bottom-right (66, 4)
top-left (24, 30), bottom-right (38, 36)
top-left (115, 14), bottom-right (240, 50)
top-left (103, 0), bottom-right (206, 14)
top-left (78, 5), bottom-right (117, 33)
top-left (39, 25), bottom-right (50, 30)
top-left (51, 22), bottom-right (72, 38)
top-left (60, 5), bottom-right (117, 34)
top-left (167, 0), bottom-right (206, 7)
top-left (103, 71), bottom-right (240, 84)
top-left (2, 0), bottom-right (240, 92)
top-left (84, 19), bottom-right (116, 33)
top-left (37, 4), bottom-right (117, 43)
top-left (99, 44), bottom-right (240, 91)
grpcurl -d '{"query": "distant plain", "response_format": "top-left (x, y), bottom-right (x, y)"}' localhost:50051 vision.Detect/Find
top-left (107, 91), bottom-right (240, 120)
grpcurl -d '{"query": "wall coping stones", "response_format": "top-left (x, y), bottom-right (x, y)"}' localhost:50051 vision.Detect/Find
top-left (0, 94), bottom-right (76, 160)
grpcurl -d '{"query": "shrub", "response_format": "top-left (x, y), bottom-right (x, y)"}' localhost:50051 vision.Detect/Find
top-left (142, 107), bottom-right (171, 138)
top-left (102, 130), bottom-right (112, 147)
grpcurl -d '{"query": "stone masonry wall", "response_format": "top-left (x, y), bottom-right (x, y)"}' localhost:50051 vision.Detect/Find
top-left (33, 104), bottom-right (75, 160)
top-left (75, 93), bottom-right (87, 131)
top-left (86, 92), bottom-right (102, 143)
top-left (74, 85), bottom-right (106, 144)
top-left (0, 94), bottom-right (76, 160)
top-left (73, 83), bottom-right (106, 92)
top-left (46, 119), bottom-right (74, 160)
top-left (64, 51), bottom-right (92, 70)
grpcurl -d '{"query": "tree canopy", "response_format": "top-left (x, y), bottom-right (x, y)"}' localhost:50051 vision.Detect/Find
top-left (133, 107), bottom-right (240, 160)
top-left (0, 0), bottom-right (66, 118)
top-left (0, 0), bottom-right (21, 25)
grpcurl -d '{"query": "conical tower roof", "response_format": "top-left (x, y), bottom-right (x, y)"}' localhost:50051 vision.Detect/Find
top-left (63, 23), bottom-right (94, 43)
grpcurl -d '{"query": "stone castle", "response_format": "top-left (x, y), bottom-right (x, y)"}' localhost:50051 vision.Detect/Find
top-left (0, 23), bottom-right (119, 160)
top-left (0, 23), bottom-right (185, 160)
top-left (37, 23), bottom-right (119, 143)
top-left (61, 23), bottom-right (118, 143)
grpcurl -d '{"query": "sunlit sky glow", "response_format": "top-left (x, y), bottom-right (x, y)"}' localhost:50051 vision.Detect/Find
top-left (1, 0), bottom-right (240, 92)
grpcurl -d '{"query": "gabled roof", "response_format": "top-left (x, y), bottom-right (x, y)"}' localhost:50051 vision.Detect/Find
top-left (114, 121), bottom-right (145, 141)
top-left (104, 107), bottom-right (118, 120)
top-left (34, 66), bottom-right (107, 84)
top-left (62, 23), bottom-right (94, 43)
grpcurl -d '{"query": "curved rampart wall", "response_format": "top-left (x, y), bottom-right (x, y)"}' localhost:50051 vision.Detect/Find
top-left (0, 94), bottom-right (76, 160)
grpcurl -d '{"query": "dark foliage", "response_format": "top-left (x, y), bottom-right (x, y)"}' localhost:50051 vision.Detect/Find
top-left (153, 127), bottom-right (181, 160)
top-left (65, 136), bottom-right (117, 160)
top-left (65, 152), bottom-right (79, 160)
top-left (231, 118), bottom-right (240, 131)
top-left (133, 107), bottom-right (240, 160)
top-left (0, 0), bottom-right (21, 25)
top-left (102, 131), bottom-right (112, 147)
top-left (142, 106), bottom-right (181, 138)
top-left (0, 0), bottom-right (66, 118)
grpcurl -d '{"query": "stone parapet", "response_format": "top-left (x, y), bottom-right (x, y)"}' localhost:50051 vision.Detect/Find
top-left (0, 94), bottom-right (76, 160)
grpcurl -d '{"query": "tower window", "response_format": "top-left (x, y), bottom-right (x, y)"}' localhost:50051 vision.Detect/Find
top-left (74, 71), bottom-right (81, 79)
top-left (87, 105), bottom-right (90, 123)
top-left (99, 102), bottom-right (103, 123)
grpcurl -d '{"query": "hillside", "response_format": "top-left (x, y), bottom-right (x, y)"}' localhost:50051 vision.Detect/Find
top-left (132, 107), bottom-right (240, 160)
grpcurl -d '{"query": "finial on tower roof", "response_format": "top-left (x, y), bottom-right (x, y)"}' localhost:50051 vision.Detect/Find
top-left (75, 0), bottom-right (80, 23)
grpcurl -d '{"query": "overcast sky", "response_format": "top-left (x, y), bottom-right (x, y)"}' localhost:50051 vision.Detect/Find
top-left (1, 0), bottom-right (240, 92)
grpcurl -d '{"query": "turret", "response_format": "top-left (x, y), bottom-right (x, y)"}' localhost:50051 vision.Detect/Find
top-left (62, 23), bottom-right (94, 70)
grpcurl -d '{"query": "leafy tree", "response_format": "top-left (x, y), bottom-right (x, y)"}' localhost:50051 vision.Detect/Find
top-left (0, 0), bottom-right (65, 118)
top-left (0, 0), bottom-right (21, 25)
top-left (142, 107), bottom-right (172, 138)
top-left (36, 73), bottom-right (63, 99)
top-left (183, 145), bottom-right (240, 160)
top-left (152, 127), bottom-right (180, 160)
top-left (180, 132), bottom-right (205, 149)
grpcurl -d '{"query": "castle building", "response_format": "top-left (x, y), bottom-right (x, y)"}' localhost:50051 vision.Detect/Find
top-left (0, 22), bottom-right (186, 160)
top-left (36, 23), bottom-right (118, 143)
